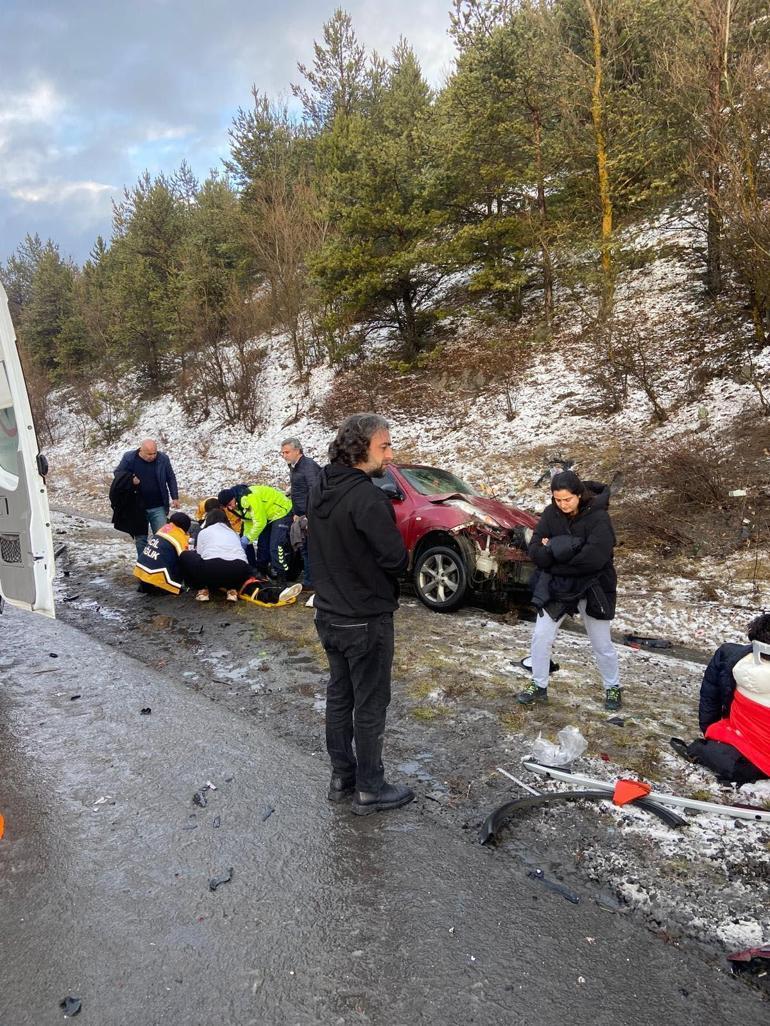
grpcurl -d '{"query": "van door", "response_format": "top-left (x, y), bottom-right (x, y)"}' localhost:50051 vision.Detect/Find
top-left (0, 283), bottom-right (55, 617)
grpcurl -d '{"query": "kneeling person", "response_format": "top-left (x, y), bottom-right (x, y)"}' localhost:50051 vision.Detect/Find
top-left (672, 614), bottom-right (770, 785)
top-left (134, 512), bottom-right (191, 595)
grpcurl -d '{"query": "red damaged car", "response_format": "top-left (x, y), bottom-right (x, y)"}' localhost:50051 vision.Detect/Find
top-left (373, 463), bottom-right (538, 613)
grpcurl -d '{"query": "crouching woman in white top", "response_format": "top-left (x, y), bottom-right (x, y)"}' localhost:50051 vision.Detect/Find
top-left (179, 510), bottom-right (300, 604)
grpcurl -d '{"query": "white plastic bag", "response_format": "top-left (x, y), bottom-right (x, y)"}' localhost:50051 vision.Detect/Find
top-left (530, 725), bottom-right (587, 767)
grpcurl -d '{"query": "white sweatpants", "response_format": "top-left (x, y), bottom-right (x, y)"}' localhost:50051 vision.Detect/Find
top-left (530, 598), bottom-right (620, 691)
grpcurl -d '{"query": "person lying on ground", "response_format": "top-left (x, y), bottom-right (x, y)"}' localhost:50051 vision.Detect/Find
top-left (134, 512), bottom-right (191, 595)
top-left (218, 484), bottom-right (293, 581)
top-left (671, 613), bottom-right (770, 785)
top-left (517, 470), bottom-right (622, 712)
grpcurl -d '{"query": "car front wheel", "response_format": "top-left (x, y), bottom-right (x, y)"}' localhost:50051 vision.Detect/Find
top-left (413, 545), bottom-right (468, 613)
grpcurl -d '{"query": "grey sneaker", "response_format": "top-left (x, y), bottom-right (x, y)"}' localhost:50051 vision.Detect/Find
top-left (604, 686), bottom-right (622, 711)
top-left (516, 680), bottom-right (548, 705)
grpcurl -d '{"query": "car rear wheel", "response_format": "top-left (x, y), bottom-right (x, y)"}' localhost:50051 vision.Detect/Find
top-left (413, 545), bottom-right (468, 613)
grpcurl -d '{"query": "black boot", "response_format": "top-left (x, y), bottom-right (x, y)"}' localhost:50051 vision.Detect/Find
top-left (327, 774), bottom-right (356, 803)
top-left (351, 782), bottom-right (415, 816)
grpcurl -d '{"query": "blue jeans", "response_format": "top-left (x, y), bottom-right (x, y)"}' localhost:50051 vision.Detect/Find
top-left (301, 534), bottom-right (312, 587)
top-left (134, 506), bottom-right (168, 559)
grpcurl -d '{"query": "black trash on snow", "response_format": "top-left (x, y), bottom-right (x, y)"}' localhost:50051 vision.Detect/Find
top-left (209, 867), bottom-right (233, 891)
top-left (527, 868), bottom-right (580, 904)
top-left (59, 995), bottom-right (81, 1017)
top-left (622, 634), bottom-right (672, 650)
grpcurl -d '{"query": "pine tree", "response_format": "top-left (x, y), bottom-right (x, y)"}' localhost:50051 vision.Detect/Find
top-left (311, 41), bottom-right (443, 360)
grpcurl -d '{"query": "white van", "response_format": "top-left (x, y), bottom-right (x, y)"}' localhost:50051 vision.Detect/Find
top-left (0, 283), bottom-right (55, 617)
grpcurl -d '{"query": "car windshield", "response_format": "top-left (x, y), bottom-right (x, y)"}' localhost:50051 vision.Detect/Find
top-left (399, 466), bottom-right (477, 496)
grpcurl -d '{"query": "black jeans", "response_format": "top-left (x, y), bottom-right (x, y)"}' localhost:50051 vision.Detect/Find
top-left (179, 551), bottom-right (254, 591)
top-left (314, 610), bottom-right (394, 793)
top-left (687, 738), bottom-right (766, 785)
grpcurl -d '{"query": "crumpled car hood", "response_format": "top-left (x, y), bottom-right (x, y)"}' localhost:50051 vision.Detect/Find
top-left (425, 493), bottom-right (536, 530)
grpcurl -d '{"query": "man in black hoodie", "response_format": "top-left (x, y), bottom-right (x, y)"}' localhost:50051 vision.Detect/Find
top-left (308, 413), bottom-right (414, 815)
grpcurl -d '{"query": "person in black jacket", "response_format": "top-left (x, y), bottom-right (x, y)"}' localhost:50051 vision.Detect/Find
top-left (280, 437), bottom-right (322, 590)
top-left (518, 470), bottom-right (622, 711)
top-left (113, 439), bottom-right (180, 558)
top-left (670, 614), bottom-right (770, 784)
top-left (308, 412), bottom-right (413, 816)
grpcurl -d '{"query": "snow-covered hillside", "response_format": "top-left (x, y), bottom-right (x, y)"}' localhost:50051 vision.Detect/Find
top-left (44, 208), bottom-right (770, 649)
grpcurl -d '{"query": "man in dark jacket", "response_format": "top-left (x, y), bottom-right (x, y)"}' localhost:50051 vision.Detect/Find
top-left (280, 437), bottom-right (322, 590)
top-left (114, 439), bottom-right (180, 557)
top-left (308, 413), bottom-right (413, 816)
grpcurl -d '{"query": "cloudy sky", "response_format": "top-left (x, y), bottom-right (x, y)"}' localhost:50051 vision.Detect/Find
top-left (0, 1), bottom-right (457, 265)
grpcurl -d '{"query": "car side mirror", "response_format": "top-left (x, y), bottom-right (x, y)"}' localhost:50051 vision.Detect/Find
top-left (381, 481), bottom-right (402, 501)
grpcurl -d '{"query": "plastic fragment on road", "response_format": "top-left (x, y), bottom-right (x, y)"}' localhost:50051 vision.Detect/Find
top-left (69, 694), bottom-right (81, 701)
top-left (261, 805), bottom-right (275, 822)
top-left (531, 725), bottom-right (587, 767)
top-left (527, 868), bottom-right (580, 904)
top-left (519, 656), bottom-right (560, 673)
top-left (192, 790), bottom-right (208, 808)
top-left (613, 779), bottom-right (652, 806)
top-left (140, 707), bottom-right (151, 715)
top-left (59, 995), bottom-right (81, 1017)
top-left (209, 867), bottom-right (233, 891)
top-left (524, 759), bottom-right (770, 823)
top-left (479, 788), bottom-right (685, 845)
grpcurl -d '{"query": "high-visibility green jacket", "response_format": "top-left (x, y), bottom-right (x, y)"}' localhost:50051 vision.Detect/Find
top-left (238, 485), bottom-right (292, 542)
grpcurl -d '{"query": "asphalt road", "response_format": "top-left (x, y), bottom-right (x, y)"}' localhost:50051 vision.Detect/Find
top-left (0, 606), bottom-right (766, 1025)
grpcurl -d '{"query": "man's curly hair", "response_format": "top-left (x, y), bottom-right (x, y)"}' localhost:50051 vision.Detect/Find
top-left (329, 413), bottom-right (390, 467)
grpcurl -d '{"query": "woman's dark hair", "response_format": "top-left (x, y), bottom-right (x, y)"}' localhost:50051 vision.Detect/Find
top-left (203, 509), bottom-right (229, 528)
top-left (550, 470), bottom-right (595, 507)
top-left (329, 412), bottom-right (390, 467)
top-left (748, 613), bottom-right (770, 645)
top-left (550, 470), bottom-right (583, 496)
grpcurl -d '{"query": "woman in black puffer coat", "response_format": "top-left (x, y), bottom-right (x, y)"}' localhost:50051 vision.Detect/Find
top-left (517, 470), bottom-right (622, 711)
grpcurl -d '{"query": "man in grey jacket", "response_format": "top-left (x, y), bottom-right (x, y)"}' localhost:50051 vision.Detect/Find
top-left (114, 438), bottom-right (180, 557)
top-left (280, 437), bottom-right (321, 590)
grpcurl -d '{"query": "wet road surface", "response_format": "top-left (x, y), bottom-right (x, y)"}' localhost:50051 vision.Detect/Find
top-left (1, 606), bottom-right (766, 1025)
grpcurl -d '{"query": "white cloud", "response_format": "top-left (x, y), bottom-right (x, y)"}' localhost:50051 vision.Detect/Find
top-left (9, 180), bottom-right (115, 204)
top-left (0, 81), bottom-right (64, 127)
top-left (142, 123), bottom-right (195, 143)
